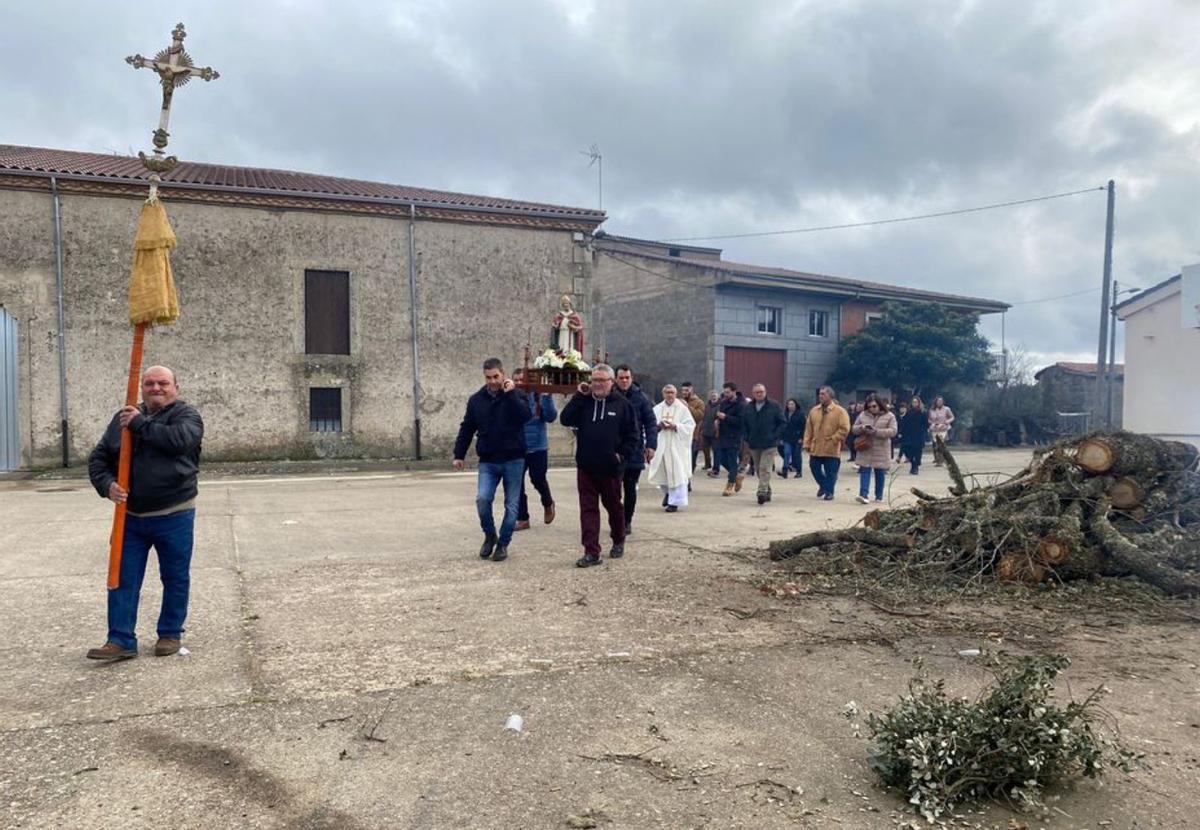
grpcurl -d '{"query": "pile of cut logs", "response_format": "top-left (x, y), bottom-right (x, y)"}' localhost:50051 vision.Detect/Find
top-left (768, 432), bottom-right (1200, 596)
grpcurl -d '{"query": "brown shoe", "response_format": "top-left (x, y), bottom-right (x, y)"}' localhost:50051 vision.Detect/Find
top-left (86, 642), bottom-right (137, 661)
top-left (154, 638), bottom-right (182, 657)
top-left (722, 482), bottom-right (735, 497)
top-left (734, 473), bottom-right (745, 493)
top-left (514, 520), bottom-right (531, 531)
top-left (544, 502), bottom-right (556, 525)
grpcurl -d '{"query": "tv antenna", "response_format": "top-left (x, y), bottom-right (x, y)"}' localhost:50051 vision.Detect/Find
top-left (580, 143), bottom-right (602, 210)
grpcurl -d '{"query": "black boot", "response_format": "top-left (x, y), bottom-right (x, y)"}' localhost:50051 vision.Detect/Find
top-left (576, 552), bottom-right (601, 568)
top-left (491, 545), bottom-right (508, 562)
top-left (479, 535), bottom-right (497, 559)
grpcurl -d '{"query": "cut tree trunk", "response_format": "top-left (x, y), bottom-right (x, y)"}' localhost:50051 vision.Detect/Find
top-left (1076, 437), bottom-right (1116, 474)
top-left (1090, 497), bottom-right (1200, 596)
top-left (768, 528), bottom-right (913, 561)
top-left (1108, 476), bottom-right (1146, 509)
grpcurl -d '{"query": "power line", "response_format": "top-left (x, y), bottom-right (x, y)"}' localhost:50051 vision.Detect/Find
top-left (1009, 286), bottom-right (1100, 306)
top-left (661, 186), bottom-right (1107, 242)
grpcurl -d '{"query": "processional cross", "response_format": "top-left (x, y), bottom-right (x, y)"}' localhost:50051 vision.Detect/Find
top-left (126, 23), bottom-right (220, 193)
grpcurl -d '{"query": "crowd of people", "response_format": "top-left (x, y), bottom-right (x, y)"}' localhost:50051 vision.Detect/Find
top-left (453, 358), bottom-right (956, 567)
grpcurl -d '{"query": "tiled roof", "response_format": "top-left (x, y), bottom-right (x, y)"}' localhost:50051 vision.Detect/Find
top-left (0, 144), bottom-right (606, 223)
top-left (1113, 273), bottom-right (1182, 313)
top-left (1034, 361), bottom-right (1125, 380)
top-left (595, 244), bottom-right (1009, 312)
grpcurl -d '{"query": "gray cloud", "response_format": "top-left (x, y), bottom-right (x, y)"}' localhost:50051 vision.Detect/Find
top-left (2, 0), bottom-right (1197, 366)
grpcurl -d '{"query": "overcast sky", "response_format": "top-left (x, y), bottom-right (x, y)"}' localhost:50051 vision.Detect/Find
top-left (3, 0), bottom-right (1198, 369)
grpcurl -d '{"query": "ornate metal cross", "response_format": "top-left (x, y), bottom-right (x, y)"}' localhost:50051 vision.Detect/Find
top-left (126, 23), bottom-right (220, 178)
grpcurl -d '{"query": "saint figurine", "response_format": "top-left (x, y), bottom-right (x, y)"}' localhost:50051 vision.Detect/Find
top-left (552, 294), bottom-right (584, 353)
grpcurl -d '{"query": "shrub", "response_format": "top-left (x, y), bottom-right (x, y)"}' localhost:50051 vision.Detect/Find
top-left (843, 654), bottom-right (1142, 822)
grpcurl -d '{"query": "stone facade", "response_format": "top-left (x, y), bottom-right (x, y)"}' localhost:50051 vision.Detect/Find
top-left (0, 184), bottom-right (598, 468)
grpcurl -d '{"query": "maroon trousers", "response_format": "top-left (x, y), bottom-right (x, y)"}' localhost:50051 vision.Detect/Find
top-left (577, 469), bottom-right (626, 556)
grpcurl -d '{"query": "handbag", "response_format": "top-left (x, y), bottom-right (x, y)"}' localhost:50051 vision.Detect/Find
top-left (853, 434), bottom-right (872, 452)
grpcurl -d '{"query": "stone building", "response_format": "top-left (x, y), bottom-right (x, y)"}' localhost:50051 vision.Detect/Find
top-left (1033, 362), bottom-right (1125, 433)
top-left (589, 234), bottom-right (1008, 404)
top-left (0, 145), bottom-right (603, 469)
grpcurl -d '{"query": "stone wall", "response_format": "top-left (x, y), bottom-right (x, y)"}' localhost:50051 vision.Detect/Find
top-left (0, 187), bottom-right (588, 466)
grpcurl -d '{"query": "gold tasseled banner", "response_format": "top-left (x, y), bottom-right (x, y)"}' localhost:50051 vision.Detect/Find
top-left (128, 197), bottom-right (180, 326)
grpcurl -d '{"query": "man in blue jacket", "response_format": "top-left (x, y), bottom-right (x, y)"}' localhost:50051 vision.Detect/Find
top-left (86, 365), bottom-right (204, 661)
top-left (613, 364), bottom-right (658, 535)
top-left (512, 368), bottom-right (557, 531)
top-left (453, 358), bottom-right (531, 562)
top-left (559, 364), bottom-right (637, 567)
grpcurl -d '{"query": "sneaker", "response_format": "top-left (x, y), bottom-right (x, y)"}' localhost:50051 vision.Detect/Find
top-left (154, 638), bottom-right (181, 657)
top-left (609, 543), bottom-right (625, 559)
top-left (665, 505), bottom-right (678, 513)
top-left (479, 535), bottom-right (497, 559)
top-left (874, 498), bottom-right (885, 503)
top-left (576, 553), bottom-right (601, 568)
top-left (514, 520), bottom-right (531, 531)
top-left (492, 545), bottom-right (509, 562)
top-left (544, 503), bottom-right (556, 525)
top-left (855, 495), bottom-right (869, 504)
top-left (86, 642), bottom-right (137, 662)
top-left (706, 470), bottom-right (720, 478)
top-left (823, 493), bottom-right (834, 501)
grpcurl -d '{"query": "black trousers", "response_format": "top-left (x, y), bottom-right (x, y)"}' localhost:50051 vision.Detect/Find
top-left (623, 466), bottom-right (642, 527)
top-left (517, 450), bottom-right (554, 521)
top-left (903, 443), bottom-right (924, 471)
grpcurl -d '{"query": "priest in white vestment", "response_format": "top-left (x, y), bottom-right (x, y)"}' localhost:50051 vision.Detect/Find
top-left (648, 385), bottom-right (696, 511)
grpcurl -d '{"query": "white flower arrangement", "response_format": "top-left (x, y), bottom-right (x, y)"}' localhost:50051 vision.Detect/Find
top-left (532, 348), bottom-right (590, 371)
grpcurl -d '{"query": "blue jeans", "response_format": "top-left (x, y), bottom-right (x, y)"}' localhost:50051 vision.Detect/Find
top-left (107, 508), bottom-right (196, 650)
top-left (716, 447), bottom-right (741, 483)
top-left (859, 466), bottom-right (886, 500)
top-left (781, 441), bottom-right (803, 472)
top-left (477, 459), bottom-right (524, 545)
top-left (809, 456), bottom-right (841, 497)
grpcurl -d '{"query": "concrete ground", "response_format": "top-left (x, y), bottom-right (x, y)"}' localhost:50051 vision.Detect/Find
top-left (1, 447), bottom-right (1197, 829)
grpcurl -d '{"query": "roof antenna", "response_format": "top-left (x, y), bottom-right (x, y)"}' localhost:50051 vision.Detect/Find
top-left (580, 143), bottom-right (602, 211)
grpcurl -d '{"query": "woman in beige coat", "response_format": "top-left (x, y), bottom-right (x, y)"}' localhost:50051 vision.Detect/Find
top-left (851, 395), bottom-right (898, 504)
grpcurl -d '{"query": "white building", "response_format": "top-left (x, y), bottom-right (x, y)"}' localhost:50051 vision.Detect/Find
top-left (1114, 266), bottom-right (1200, 449)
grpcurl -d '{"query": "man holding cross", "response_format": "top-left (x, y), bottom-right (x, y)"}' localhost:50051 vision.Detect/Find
top-left (86, 366), bottom-right (204, 661)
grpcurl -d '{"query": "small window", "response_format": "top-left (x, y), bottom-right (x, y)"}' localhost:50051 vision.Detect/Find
top-left (756, 305), bottom-right (783, 335)
top-left (667, 247), bottom-right (682, 257)
top-left (309, 387), bottom-right (343, 432)
top-left (809, 309), bottom-right (830, 337)
top-left (865, 312), bottom-right (884, 325)
top-left (305, 269), bottom-right (350, 355)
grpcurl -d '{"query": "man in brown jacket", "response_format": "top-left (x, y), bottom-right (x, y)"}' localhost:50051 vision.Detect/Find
top-left (680, 382), bottom-right (707, 472)
top-left (803, 386), bottom-right (851, 500)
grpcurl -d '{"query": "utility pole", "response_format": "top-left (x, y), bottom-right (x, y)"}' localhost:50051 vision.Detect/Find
top-left (1095, 179), bottom-right (1115, 429)
top-left (1106, 279), bottom-right (1118, 429)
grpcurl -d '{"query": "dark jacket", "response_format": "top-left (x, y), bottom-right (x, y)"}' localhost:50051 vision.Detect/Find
top-left (559, 391), bottom-right (637, 476)
top-left (88, 400), bottom-right (204, 514)
top-left (521, 392), bottom-right (557, 454)
top-left (701, 399), bottom-right (720, 438)
top-left (782, 409), bottom-right (805, 443)
top-left (899, 408), bottom-right (929, 450)
top-left (713, 394), bottom-right (747, 449)
top-left (616, 382), bottom-right (658, 470)
top-left (744, 398), bottom-right (787, 449)
top-left (453, 386), bottom-right (531, 463)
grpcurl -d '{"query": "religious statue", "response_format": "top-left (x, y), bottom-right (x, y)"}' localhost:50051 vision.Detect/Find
top-left (552, 294), bottom-right (584, 354)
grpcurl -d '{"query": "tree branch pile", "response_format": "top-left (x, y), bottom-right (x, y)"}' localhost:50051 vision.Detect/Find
top-left (768, 431), bottom-right (1200, 596)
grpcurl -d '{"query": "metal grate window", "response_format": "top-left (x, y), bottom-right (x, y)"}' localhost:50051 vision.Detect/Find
top-left (756, 305), bottom-right (783, 335)
top-left (309, 387), bottom-right (343, 432)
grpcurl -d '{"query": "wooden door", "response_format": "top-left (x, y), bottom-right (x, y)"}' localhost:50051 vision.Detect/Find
top-left (724, 347), bottom-right (786, 400)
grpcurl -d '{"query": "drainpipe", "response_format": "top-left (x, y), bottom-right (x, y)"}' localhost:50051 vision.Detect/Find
top-left (50, 177), bottom-right (69, 467)
top-left (407, 204), bottom-right (422, 459)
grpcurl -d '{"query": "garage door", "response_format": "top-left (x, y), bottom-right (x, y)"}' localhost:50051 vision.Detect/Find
top-left (724, 347), bottom-right (786, 399)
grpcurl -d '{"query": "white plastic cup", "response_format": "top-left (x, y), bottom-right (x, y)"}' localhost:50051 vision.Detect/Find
top-left (504, 713), bottom-right (524, 732)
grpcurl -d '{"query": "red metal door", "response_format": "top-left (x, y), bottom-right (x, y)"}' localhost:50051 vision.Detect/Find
top-left (724, 347), bottom-right (786, 399)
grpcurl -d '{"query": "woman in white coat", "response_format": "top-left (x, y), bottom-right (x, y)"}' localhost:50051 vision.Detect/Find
top-left (648, 384), bottom-right (696, 512)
